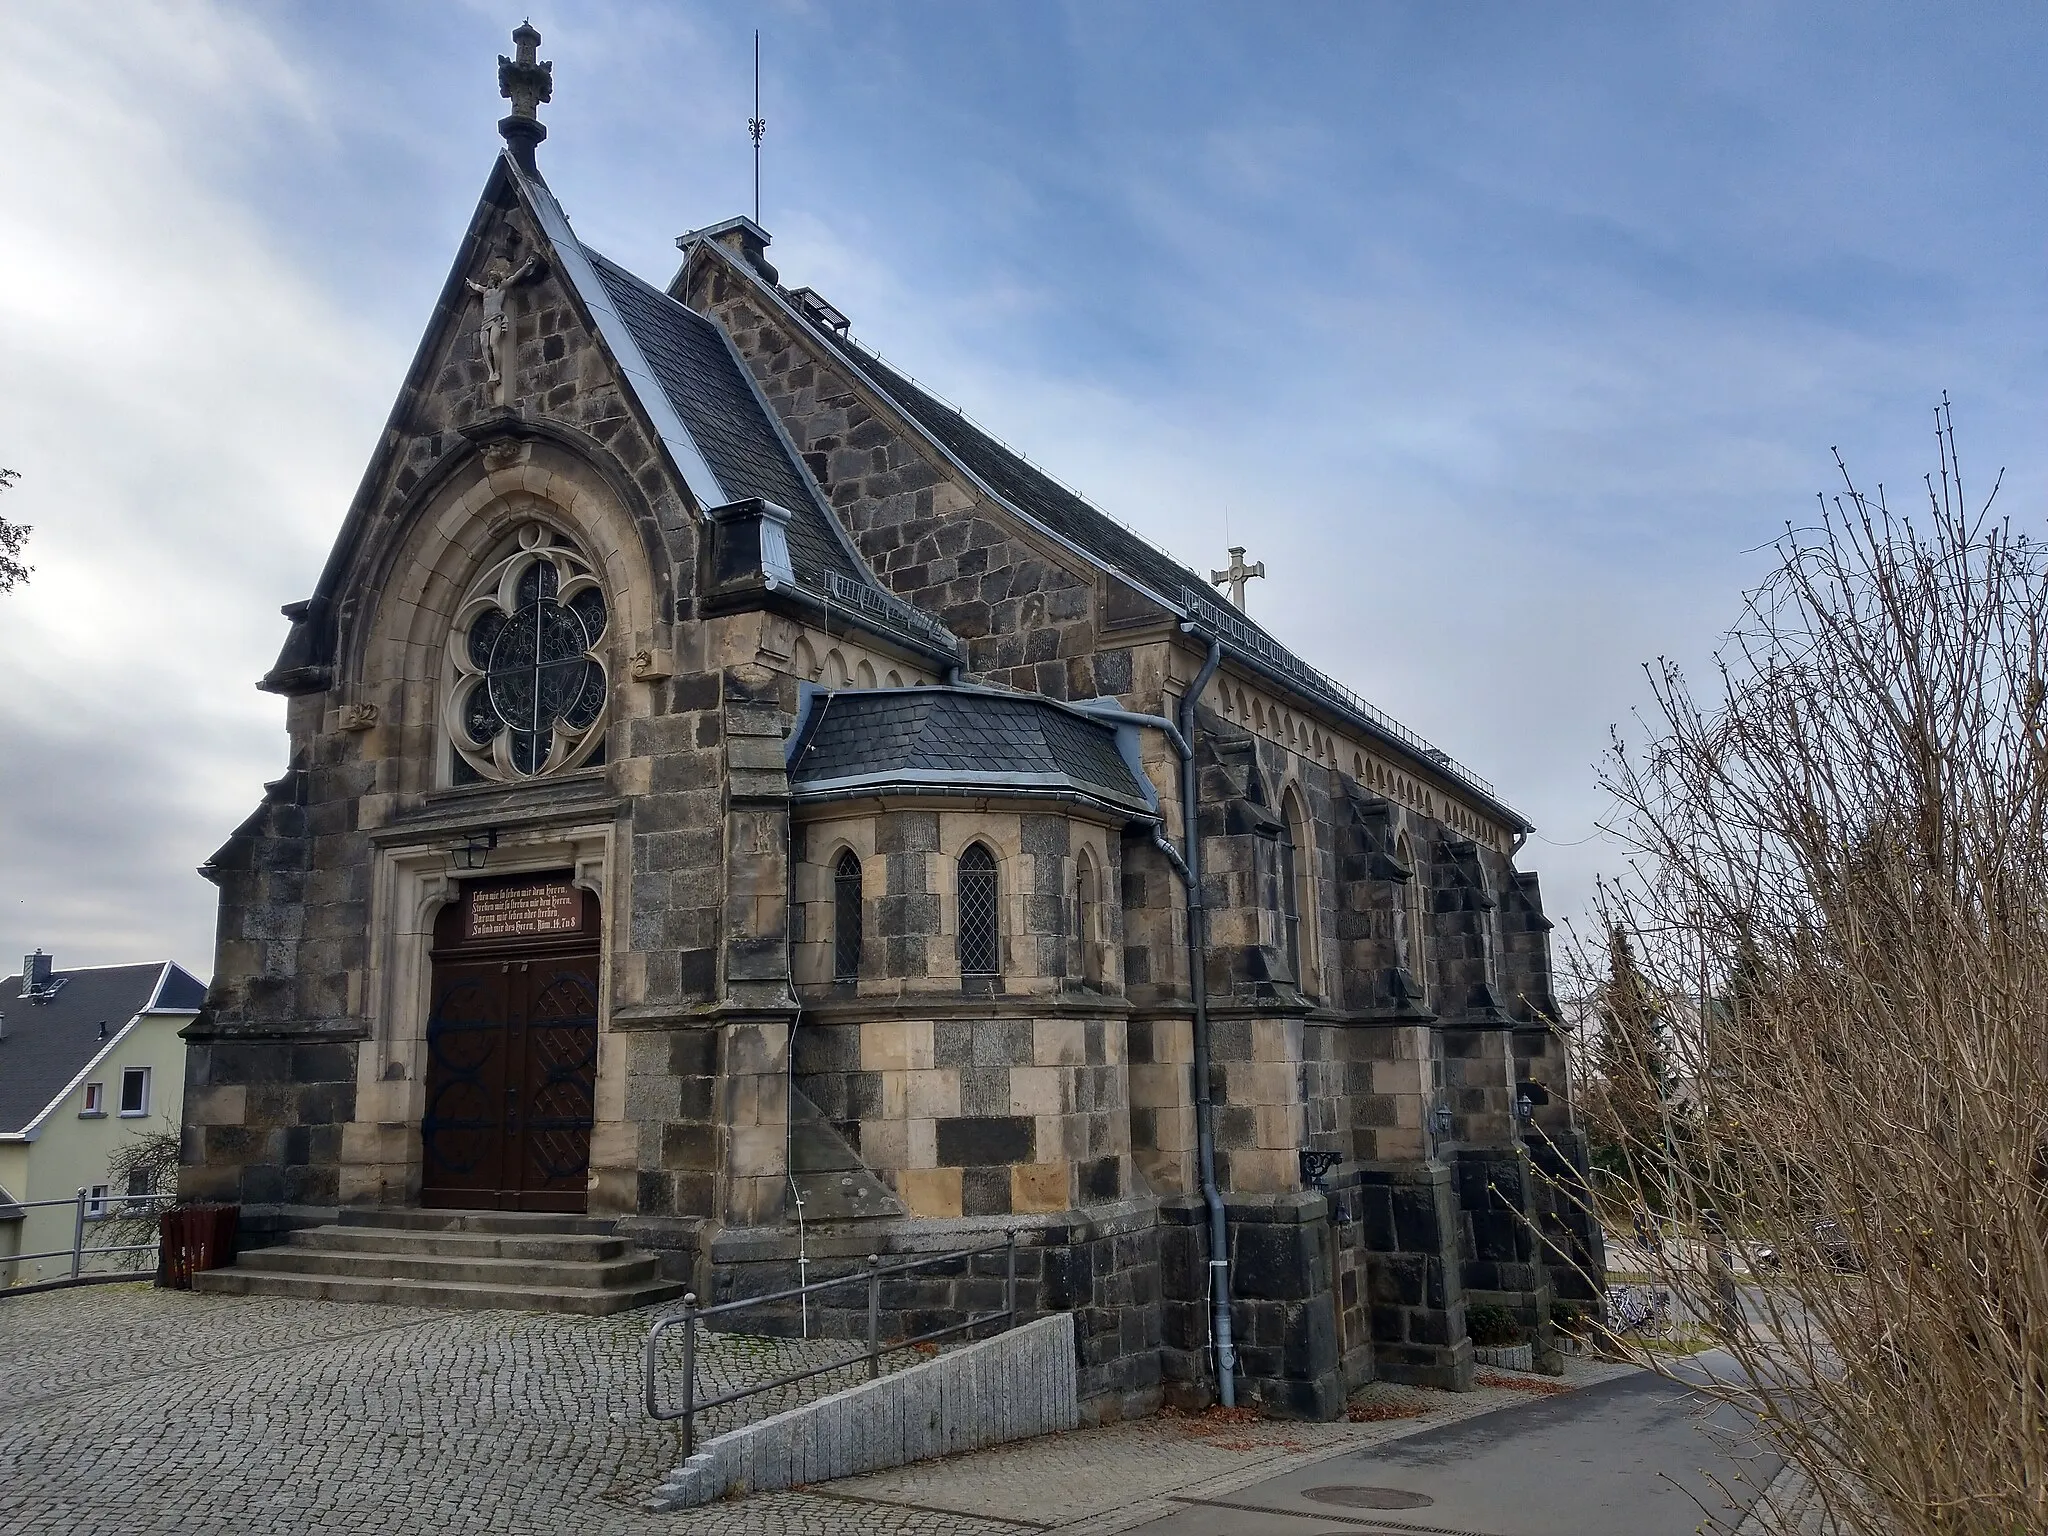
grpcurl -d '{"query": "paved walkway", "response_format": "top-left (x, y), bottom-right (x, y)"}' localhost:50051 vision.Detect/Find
top-left (0, 1285), bottom-right (1638, 1536)
top-left (1115, 1365), bottom-right (1777, 1536)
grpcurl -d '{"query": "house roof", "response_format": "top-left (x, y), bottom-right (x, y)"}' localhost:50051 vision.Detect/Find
top-left (685, 249), bottom-right (1527, 829)
top-left (0, 962), bottom-right (203, 1136)
top-left (786, 687), bottom-right (1154, 817)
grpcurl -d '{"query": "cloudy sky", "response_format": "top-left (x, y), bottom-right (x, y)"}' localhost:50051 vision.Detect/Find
top-left (3, 1), bottom-right (2044, 978)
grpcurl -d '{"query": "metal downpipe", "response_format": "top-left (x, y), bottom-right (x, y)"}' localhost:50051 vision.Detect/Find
top-left (1176, 632), bottom-right (1233, 1406)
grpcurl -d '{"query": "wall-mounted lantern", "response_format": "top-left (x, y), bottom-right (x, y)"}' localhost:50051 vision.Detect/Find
top-left (451, 828), bottom-right (498, 871)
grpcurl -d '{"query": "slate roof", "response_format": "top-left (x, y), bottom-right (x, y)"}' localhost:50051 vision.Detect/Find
top-left (816, 330), bottom-right (1213, 614)
top-left (801, 324), bottom-right (1519, 821)
top-left (0, 963), bottom-right (204, 1136)
top-left (583, 249), bottom-right (866, 592)
top-left (787, 688), bottom-right (1153, 815)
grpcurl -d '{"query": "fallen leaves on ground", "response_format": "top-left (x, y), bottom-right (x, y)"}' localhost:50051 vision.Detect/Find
top-left (1346, 1399), bottom-right (1432, 1422)
top-left (1474, 1371), bottom-right (1573, 1395)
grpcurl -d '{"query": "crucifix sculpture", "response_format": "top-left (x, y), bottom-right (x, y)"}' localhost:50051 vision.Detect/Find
top-left (466, 254), bottom-right (541, 405)
top-left (1211, 546), bottom-right (1266, 611)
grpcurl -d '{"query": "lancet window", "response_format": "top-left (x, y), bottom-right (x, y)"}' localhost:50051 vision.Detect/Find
top-left (1075, 847), bottom-right (1102, 984)
top-left (957, 844), bottom-right (1000, 978)
top-left (1399, 833), bottom-right (1432, 1008)
top-left (833, 850), bottom-right (864, 982)
top-left (1279, 792), bottom-right (1311, 992)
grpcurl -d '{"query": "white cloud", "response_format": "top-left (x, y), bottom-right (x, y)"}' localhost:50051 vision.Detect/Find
top-left (5, 0), bottom-right (2044, 981)
top-left (0, 3), bottom-right (399, 974)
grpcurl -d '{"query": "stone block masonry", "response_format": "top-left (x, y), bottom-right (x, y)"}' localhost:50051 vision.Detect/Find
top-left (646, 1313), bottom-right (1079, 1510)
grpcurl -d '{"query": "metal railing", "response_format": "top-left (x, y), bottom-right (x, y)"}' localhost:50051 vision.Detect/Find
top-left (3, 1189), bottom-right (164, 1284)
top-left (645, 1231), bottom-right (1020, 1455)
top-left (823, 570), bottom-right (961, 653)
top-left (1179, 585), bottom-right (1498, 800)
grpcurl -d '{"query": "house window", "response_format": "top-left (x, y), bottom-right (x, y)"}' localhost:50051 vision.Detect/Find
top-left (119, 1066), bottom-right (150, 1117)
top-left (126, 1169), bottom-right (154, 1199)
top-left (832, 849), bottom-right (863, 982)
top-left (957, 843), bottom-right (1000, 977)
top-left (85, 1185), bottom-right (109, 1219)
top-left (81, 1082), bottom-right (105, 1117)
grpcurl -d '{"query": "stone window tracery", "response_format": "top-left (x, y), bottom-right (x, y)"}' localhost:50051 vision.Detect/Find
top-left (446, 523), bottom-right (609, 783)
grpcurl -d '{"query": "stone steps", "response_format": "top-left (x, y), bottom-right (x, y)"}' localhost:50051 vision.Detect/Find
top-left (240, 1245), bottom-right (663, 1291)
top-left (335, 1206), bottom-right (619, 1236)
top-left (191, 1208), bottom-right (685, 1316)
top-left (291, 1226), bottom-right (635, 1263)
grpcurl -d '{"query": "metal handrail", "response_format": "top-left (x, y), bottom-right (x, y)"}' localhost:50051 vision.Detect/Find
top-left (644, 1231), bottom-right (1020, 1455)
top-left (3, 1189), bottom-right (166, 1281)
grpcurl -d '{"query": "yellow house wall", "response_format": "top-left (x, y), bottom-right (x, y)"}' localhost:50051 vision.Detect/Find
top-left (3, 1010), bottom-right (190, 1285)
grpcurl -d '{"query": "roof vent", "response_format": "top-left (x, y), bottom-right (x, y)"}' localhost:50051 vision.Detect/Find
top-left (790, 287), bottom-right (849, 335)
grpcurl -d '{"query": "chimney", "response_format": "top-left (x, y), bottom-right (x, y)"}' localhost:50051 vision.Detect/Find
top-left (676, 216), bottom-right (779, 285)
top-left (23, 949), bottom-right (52, 994)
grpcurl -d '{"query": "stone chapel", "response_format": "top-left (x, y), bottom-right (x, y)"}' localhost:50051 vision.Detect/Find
top-left (179, 27), bottom-right (1604, 1419)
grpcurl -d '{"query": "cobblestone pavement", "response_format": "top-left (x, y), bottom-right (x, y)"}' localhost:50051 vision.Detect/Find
top-left (0, 1285), bottom-right (1635, 1536)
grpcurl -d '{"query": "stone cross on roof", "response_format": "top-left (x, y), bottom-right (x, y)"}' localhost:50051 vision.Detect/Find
top-left (497, 21), bottom-right (554, 173)
top-left (1211, 545), bottom-right (1266, 611)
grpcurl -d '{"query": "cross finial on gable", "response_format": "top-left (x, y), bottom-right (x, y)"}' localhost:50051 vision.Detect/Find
top-left (1211, 545), bottom-right (1266, 611)
top-left (497, 21), bottom-right (554, 175)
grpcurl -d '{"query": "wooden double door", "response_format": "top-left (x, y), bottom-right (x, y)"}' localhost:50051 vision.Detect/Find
top-left (421, 875), bottom-right (601, 1213)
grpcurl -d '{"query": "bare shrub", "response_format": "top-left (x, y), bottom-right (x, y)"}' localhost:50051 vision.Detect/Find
top-left (1572, 402), bottom-right (2048, 1534)
top-left (100, 1126), bottom-right (180, 1271)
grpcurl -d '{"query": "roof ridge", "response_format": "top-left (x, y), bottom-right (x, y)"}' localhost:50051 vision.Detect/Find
top-left (3, 959), bottom-right (175, 981)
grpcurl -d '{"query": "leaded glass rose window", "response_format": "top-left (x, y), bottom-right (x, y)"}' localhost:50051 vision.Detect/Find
top-left (446, 523), bottom-right (609, 783)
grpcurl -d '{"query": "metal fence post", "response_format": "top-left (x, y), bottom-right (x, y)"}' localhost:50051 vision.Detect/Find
top-left (1004, 1230), bottom-right (1018, 1324)
top-left (679, 1293), bottom-right (698, 1457)
top-left (70, 1188), bottom-right (87, 1281)
top-left (866, 1253), bottom-right (882, 1380)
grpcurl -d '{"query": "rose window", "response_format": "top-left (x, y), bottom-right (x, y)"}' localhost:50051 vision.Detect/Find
top-left (446, 524), bottom-right (609, 783)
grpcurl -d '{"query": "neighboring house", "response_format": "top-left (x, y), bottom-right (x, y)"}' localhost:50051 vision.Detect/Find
top-left (0, 952), bottom-right (205, 1285)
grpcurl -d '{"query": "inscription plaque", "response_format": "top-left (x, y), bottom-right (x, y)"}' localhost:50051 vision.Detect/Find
top-left (467, 881), bottom-right (582, 942)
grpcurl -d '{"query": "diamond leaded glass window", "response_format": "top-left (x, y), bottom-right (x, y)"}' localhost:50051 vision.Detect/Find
top-left (957, 843), bottom-right (1000, 978)
top-left (833, 850), bottom-right (863, 982)
top-left (446, 523), bottom-right (609, 783)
